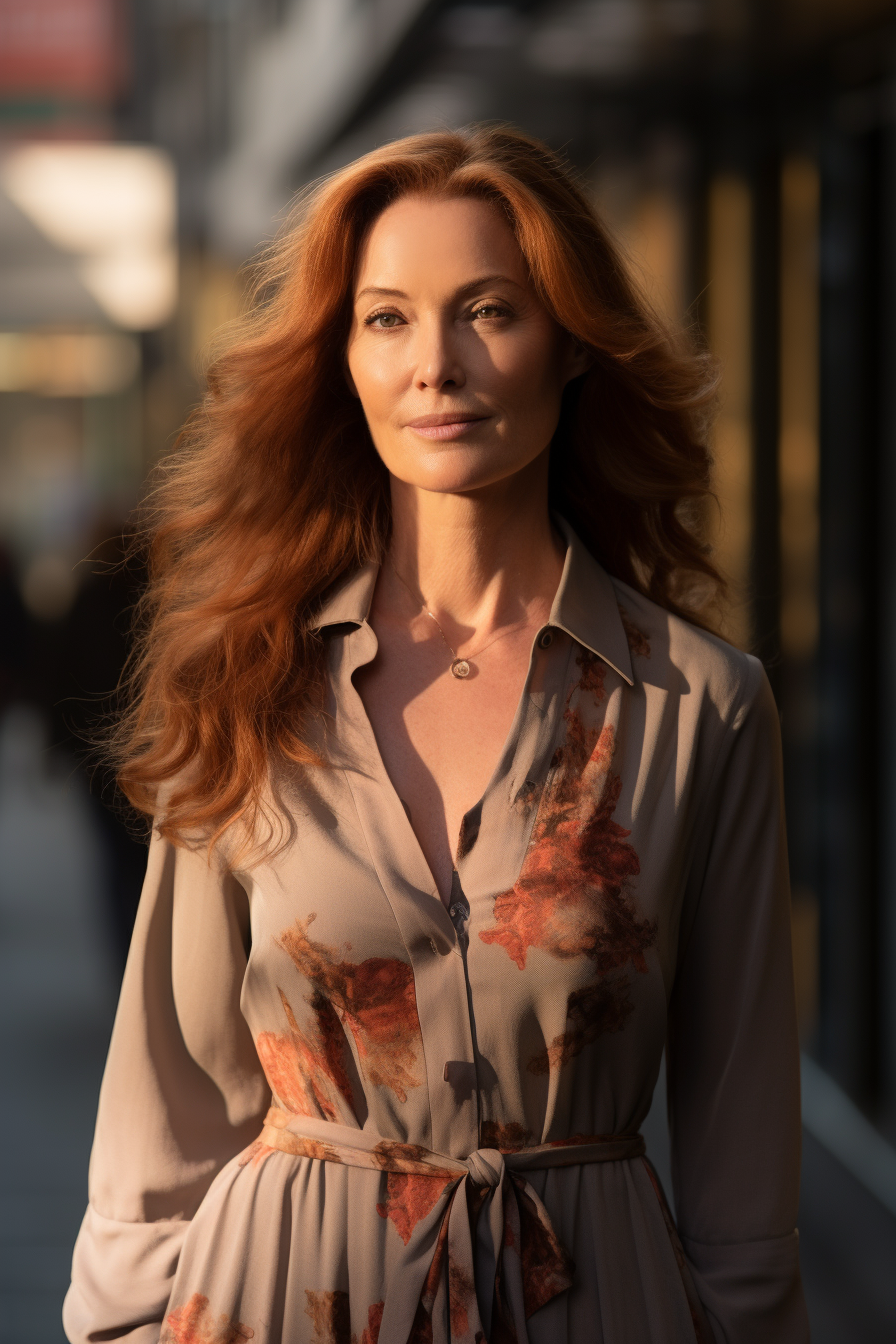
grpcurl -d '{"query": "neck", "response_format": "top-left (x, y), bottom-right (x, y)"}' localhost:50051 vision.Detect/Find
top-left (385, 454), bottom-right (564, 642)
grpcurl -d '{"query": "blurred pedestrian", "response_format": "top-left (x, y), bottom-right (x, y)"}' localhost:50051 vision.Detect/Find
top-left (34, 521), bottom-right (147, 969)
top-left (0, 541), bottom-right (29, 713)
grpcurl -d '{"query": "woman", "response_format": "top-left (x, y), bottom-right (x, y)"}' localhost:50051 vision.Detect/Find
top-left (65, 127), bottom-right (808, 1344)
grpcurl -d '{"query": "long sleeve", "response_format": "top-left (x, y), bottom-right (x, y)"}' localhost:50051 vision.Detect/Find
top-left (63, 832), bottom-right (270, 1344)
top-left (666, 658), bottom-right (810, 1343)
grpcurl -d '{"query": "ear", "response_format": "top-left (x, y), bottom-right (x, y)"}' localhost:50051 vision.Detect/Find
top-left (562, 335), bottom-right (594, 386)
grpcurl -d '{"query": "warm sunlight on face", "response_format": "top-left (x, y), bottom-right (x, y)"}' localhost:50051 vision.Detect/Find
top-left (346, 194), bottom-right (586, 496)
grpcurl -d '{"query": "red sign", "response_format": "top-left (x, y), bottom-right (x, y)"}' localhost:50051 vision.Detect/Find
top-left (0, 0), bottom-right (126, 100)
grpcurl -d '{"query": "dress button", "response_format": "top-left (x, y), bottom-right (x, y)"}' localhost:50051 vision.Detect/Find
top-left (539, 629), bottom-right (554, 649)
top-left (443, 1061), bottom-right (477, 1095)
top-left (429, 938), bottom-right (438, 954)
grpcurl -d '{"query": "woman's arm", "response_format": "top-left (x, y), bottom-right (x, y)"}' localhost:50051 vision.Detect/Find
top-left (63, 833), bottom-right (270, 1343)
top-left (666, 658), bottom-right (810, 1344)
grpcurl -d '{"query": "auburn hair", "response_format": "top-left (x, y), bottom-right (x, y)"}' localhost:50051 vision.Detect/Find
top-left (114, 124), bottom-right (722, 850)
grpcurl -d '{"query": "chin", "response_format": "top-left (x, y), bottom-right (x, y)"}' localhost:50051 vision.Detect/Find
top-left (396, 467), bottom-right (530, 498)
top-left (386, 443), bottom-right (545, 497)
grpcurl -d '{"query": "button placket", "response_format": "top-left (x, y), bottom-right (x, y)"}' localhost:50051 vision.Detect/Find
top-left (333, 627), bottom-right (478, 1156)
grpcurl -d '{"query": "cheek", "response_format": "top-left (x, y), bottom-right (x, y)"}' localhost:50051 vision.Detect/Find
top-left (346, 342), bottom-right (407, 419)
top-left (487, 329), bottom-right (566, 413)
top-left (349, 334), bottom-right (416, 397)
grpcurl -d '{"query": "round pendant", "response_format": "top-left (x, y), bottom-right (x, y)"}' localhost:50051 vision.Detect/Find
top-left (451, 658), bottom-right (471, 679)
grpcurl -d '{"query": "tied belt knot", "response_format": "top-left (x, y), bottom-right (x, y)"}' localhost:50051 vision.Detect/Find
top-left (251, 1107), bottom-right (650, 1344)
top-left (463, 1147), bottom-right (504, 1188)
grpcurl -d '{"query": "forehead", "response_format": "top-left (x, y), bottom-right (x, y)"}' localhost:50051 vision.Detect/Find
top-left (353, 194), bottom-right (529, 294)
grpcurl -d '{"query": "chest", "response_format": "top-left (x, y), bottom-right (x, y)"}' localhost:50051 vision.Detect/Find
top-left (244, 643), bottom-right (697, 1145)
top-left (353, 621), bottom-right (538, 902)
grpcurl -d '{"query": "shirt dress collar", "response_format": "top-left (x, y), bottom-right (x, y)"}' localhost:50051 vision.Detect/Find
top-left (311, 516), bottom-right (633, 686)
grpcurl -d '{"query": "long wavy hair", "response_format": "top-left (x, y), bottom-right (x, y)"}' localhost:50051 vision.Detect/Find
top-left (114, 125), bottom-right (721, 850)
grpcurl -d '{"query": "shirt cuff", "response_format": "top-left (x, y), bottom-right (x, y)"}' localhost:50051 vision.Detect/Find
top-left (64, 1204), bottom-right (189, 1343)
top-left (680, 1229), bottom-right (809, 1344)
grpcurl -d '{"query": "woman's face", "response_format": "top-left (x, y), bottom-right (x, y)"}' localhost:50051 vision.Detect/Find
top-left (346, 194), bottom-right (587, 497)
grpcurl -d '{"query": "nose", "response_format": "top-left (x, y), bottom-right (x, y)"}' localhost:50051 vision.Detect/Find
top-left (414, 317), bottom-right (466, 391)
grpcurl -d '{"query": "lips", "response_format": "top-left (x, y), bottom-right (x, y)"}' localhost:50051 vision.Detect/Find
top-left (406, 412), bottom-right (487, 427)
top-left (405, 412), bottom-right (489, 441)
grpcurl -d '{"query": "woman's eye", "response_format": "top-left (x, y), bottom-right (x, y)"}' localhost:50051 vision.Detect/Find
top-left (472, 303), bottom-right (510, 320)
top-left (366, 311), bottom-right (404, 328)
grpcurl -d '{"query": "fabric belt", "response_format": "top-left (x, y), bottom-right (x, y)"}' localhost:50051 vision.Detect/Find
top-left (256, 1106), bottom-right (711, 1344)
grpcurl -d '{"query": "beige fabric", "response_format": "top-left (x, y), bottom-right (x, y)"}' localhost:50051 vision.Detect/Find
top-left (255, 1106), bottom-right (666, 1343)
top-left (64, 520), bottom-right (809, 1344)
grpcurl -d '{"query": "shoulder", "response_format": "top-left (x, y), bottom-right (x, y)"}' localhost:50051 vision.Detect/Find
top-left (608, 576), bottom-right (768, 730)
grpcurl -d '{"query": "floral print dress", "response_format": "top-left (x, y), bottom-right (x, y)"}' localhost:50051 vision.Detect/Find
top-left (64, 522), bottom-right (809, 1344)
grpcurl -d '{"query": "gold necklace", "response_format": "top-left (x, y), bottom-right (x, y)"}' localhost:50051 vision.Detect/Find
top-left (388, 557), bottom-right (532, 680)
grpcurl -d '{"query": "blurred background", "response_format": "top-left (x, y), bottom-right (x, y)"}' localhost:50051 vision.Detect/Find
top-left (2, 0), bottom-right (896, 1339)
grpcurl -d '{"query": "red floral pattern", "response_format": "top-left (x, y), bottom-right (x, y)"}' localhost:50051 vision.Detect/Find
top-left (480, 650), bottom-right (656, 1072)
top-left (278, 915), bottom-right (424, 1102)
top-left (303, 1291), bottom-right (385, 1344)
top-left (161, 1294), bottom-right (254, 1344)
top-left (255, 987), bottom-right (355, 1122)
top-left (376, 1171), bottom-right (453, 1243)
top-left (619, 606), bottom-right (651, 659)
top-left (480, 1120), bottom-right (533, 1153)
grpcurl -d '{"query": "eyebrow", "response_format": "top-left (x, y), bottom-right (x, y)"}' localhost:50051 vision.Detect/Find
top-left (354, 274), bottom-right (525, 303)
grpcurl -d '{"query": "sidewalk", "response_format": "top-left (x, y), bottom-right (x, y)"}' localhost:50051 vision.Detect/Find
top-left (0, 705), bottom-right (117, 1344)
